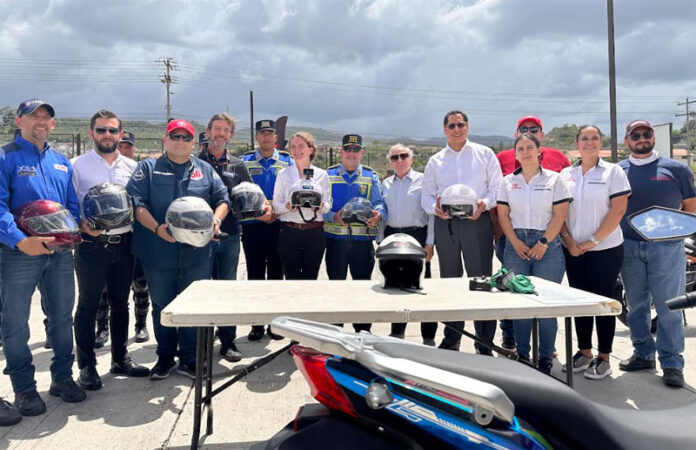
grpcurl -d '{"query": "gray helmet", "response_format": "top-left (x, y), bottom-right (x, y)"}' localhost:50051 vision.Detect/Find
top-left (165, 196), bottom-right (214, 247)
top-left (230, 182), bottom-right (266, 220)
top-left (341, 197), bottom-right (372, 225)
top-left (440, 184), bottom-right (477, 219)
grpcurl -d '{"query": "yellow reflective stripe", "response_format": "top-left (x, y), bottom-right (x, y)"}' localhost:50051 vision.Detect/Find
top-left (329, 176), bottom-right (346, 183)
top-left (244, 161), bottom-right (263, 169)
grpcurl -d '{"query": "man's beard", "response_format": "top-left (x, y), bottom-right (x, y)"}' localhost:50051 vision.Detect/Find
top-left (630, 141), bottom-right (655, 155)
top-left (96, 140), bottom-right (118, 153)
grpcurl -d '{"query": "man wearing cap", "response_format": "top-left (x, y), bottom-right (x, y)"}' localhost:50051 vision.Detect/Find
top-left (241, 119), bottom-right (292, 341)
top-left (199, 132), bottom-right (209, 152)
top-left (422, 110), bottom-right (503, 353)
top-left (618, 119), bottom-right (696, 387)
top-left (71, 110), bottom-right (150, 391)
top-left (199, 113), bottom-right (252, 361)
top-left (493, 116), bottom-right (570, 352)
top-left (0, 99), bottom-right (85, 420)
top-left (324, 134), bottom-right (386, 332)
top-left (127, 119), bottom-right (229, 380)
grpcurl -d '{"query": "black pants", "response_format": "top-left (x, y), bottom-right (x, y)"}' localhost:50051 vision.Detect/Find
top-left (325, 238), bottom-right (375, 332)
top-left (96, 257), bottom-right (149, 333)
top-left (564, 245), bottom-right (623, 354)
top-left (385, 226), bottom-right (437, 340)
top-left (241, 222), bottom-right (283, 280)
top-left (434, 213), bottom-right (495, 352)
top-left (74, 234), bottom-right (134, 368)
top-left (279, 225), bottom-right (326, 280)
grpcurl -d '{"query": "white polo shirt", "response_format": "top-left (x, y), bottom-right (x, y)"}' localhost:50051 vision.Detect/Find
top-left (71, 149), bottom-right (137, 235)
top-left (497, 167), bottom-right (571, 231)
top-left (560, 158), bottom-right (631, 251)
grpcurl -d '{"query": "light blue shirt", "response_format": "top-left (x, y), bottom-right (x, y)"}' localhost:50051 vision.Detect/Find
top-left (381, 169), bottom-right (434, 245)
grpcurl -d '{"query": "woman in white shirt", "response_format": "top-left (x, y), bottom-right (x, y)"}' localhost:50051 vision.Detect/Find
top-left (272, 132), bottom-right (331, 279)
top-left (559, 125), bottom-right (630, 379)
top-left (497, 133), bottom-right (571, 375)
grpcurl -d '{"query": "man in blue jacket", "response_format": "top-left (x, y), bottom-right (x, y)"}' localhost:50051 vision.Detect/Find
top-left (0, 99), bottom-right (86, 422)
top-left (127, 119), bottom-right (229, 380)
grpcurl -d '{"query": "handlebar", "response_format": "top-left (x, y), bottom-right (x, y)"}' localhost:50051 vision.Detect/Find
top-left (666, 292), bottom-right (696, 311)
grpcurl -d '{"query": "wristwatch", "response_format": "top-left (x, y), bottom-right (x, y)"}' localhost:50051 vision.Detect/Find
top-left (590, 234), bottom-right (601, 245)
top-left (538, 237), bottom-right (549, 247)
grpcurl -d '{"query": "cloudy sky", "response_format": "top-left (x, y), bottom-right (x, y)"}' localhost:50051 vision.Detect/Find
top-left (0, 0), bottom-right (694, 140)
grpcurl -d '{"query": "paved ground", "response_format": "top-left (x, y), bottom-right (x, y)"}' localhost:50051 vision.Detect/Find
top-left (1, 252), bottom-right (695, 449)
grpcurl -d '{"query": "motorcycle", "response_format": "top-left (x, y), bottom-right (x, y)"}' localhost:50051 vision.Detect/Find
top-left (265, 206), bottom-right (696, 449)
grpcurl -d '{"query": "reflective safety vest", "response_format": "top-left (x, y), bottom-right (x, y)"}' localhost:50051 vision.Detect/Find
top-left (324, 164), bottom-right (378, 240)
top-left (241, 149), bottom-right (292, 224)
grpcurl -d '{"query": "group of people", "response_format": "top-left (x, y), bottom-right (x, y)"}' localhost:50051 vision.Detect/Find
top-left (0, 98), bottom-right (692, 428)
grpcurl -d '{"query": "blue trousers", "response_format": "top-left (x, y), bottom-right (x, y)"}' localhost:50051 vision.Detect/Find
top-left (212, 235), bottom-right (241, 344)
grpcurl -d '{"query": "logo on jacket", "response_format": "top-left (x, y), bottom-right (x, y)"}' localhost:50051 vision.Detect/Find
top-left (17, 166), bottom-right (37, 176)
top-left (190, 168), bottom-right (203, 181)
top-left (511, 183), bottom-right (521, 190)
top-left (53, 163), bottom-right (68, 172)
top-left (359, 184), bottom-right (368, 195)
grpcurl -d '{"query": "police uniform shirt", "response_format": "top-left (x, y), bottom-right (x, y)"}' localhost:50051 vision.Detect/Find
top-left (381, 169), bottom-right (434, 245)
top-left (497, 167), bottom-right (572, 231)
top-left (421, 141), bottom-right (503, 215)
top-left (560, 158), bottom-right (631, 250)
top-left (242, 149), bottom-right (293, 200)
top-left (71, 149), bottom-right (137, 235)
top-left (272, 164), bottom-right (332, 224)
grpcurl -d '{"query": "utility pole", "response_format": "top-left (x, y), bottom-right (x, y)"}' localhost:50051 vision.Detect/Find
top-left (676, 97), bottom-right (696, 164)
top-left (606, 0), bottom-right (618, 162)
top-left (160, 57), bottom-right (177, 121)
top-left (249, 91), bottom-right (255, 149)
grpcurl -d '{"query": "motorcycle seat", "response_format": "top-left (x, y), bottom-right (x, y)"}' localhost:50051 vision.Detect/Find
top-left (373, 342), bottom-right (696, 449)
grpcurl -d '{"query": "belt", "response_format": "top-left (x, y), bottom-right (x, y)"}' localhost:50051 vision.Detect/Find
top-left (282, 221), bottom-right (324, 230)
top-left (84, 232), bottom-right (131, 245)
top-left (385, 226), bottom-right (426, 233)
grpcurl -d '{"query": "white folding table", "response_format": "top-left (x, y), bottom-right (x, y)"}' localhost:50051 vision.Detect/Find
top-left (162, 277), bottom-right (620, 449)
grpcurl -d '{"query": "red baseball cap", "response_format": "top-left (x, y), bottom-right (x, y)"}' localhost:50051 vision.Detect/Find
top-left (625, 119), bottom-right (653, 138)
top-left (517, 116), bottom-right (542, 130)
top-left (166, 119), bottom-right (195, 136)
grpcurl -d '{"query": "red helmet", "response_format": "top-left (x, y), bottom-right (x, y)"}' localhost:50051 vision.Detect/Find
top-left (15, 200), bottom-right (82, 250)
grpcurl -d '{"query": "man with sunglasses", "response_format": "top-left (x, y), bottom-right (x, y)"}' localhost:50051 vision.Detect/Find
top-left (493, 116), bottom-right (570, 352)
top-left (0, 99), bottom-right (85, 421)
top-left (127, 119), bottom-right (229, 380)
top-left (618, 119), bottom-right (696, 387)
top-left (71, 110), bottom-right (150, 392)
top-left (422, 110), bottom-right (503, 353)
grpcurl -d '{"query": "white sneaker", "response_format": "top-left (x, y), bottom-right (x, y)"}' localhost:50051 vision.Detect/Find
top-left (584, 357), bottom-right (612, 380)
top-left (562, 351), bottom-right (594, 373)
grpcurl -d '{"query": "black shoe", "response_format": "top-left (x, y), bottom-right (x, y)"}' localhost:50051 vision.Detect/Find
top-left (663, 368), bottom-right (684, 387)
top-left (149, 357), bottom-right (176, 380)
top-left (389, 333), bottom-right (405, 340)
top-left (78, 366), bottom-right (102, 391)
top-left (220, 342), bottom-right (242, 362)
top-left (134, 327), bottom-right (149, 343)
top-left (501, 336), bottom-right (516, 351)
top-left (0, 397), bottom-right (21, 426)
top-left (619, 355), bottom-right (656, 372)
top-left (438, 341), bottom-right (461, 351)
top-left (94, 330), bottom-right (109, 349)
top-left (49, 379), bottom-right (87, 403)
top-left (267, 326), bottom-right (284, 340)
top-left (43, 340), bottom-right (51, 349)
top-left (538, 357), bottom-right (553, 375)
top-left (14, 391), bottom-right (46, 417)
top-left (111, 356), bottom-right (149, 377)
top-left (176, 361), bottom-right (196, 379)
top-left (247, 326), bottom-right (265, 342)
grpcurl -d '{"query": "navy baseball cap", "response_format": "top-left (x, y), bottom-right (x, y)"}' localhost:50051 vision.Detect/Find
top-left (199, 132), bottom-right (209, 144)
top-left (17, 98), bottom-right (55, 117)
top-left (120, 132), bottom-right (135, 145)
top-left (255, 120), bottom-right (276, 132)
top-left (342, 134), bottom-right (363, 149)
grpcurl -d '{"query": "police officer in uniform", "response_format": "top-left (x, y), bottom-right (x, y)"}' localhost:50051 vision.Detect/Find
top-left (324, 134), bottom-right (386, 332)
top-left (241, 119), bottom-right (292, 341)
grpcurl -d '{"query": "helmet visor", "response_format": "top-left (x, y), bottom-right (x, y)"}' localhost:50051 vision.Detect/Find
top-left (167, 209), bottom-right (214, 230)
top-left (91, 191), bottom-right (131, 216)
top-left (28, 209), bottom-right (79, 234)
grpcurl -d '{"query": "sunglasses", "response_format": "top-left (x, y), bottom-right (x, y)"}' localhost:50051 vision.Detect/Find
top-left (519, 126), bottom-right (541, 134)
top-left (342, 146), bottom-right (362, 153)
top-left (629, 130), bottom-right (654, 141)
top-left (169, 133), bottom-right (194, 142)
top-left (94, 127), bottom-right (120, 135)
top-left (446, 122), bottom-right (467, 130)
top-left (389, 153), bottom-right (410, 162)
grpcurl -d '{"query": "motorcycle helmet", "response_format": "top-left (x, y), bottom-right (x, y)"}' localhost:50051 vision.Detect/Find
top-left (289, 178), bottom-right (322, 210)
top-left (230, 182), bottom-right (266, 220)
top-left (341, 197), bottom-right (372, 225)
top-left (376, 233), bottom-right (426, 289)
top-left (83, 183), bottom-right (134, 231)
top-left (440, 184), bottom-right (477, 219)
top-left (15, 200), bottom-right (82, 250)
top-left (165, 196), bottom-right (214, 248)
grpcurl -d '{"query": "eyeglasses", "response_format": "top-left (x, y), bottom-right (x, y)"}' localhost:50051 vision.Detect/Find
top-left (389, 153), bottom-right (410, 161)
top-left (629, 130), bottom-right (654, 141)
top-left (342, 146), bottom-right (362, 153)
top-left (518, 126), bottom-right (540, 134)
top-left (446, 122), bottom-right (467, 130)
top-left (94, 127), bottom-right (120, 135)
top-left (169, 133), bottom-right (194, 142)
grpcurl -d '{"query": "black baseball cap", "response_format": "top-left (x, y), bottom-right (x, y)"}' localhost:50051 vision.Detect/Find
top-left (342, 134), bottom-right (363, 149)
top-left (17, 98), bottom-right (55, 117)
top-left (120, 132), bottom-right (135, 145)
top-left (255, 120), bottom-right (276, 132)
top-left (199, 131), bottom-right (209, 144)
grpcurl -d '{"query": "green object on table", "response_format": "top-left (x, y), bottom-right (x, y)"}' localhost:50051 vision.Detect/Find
top-left (490, 268), bottom-right (538, 295)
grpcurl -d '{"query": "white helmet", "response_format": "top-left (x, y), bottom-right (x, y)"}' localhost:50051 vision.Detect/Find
top-left (440, 184), bottom-right (477, 219)
top-left (376, 233), bottom-right (426, 289)
top-left (165, 196), bottom-right (214, 247)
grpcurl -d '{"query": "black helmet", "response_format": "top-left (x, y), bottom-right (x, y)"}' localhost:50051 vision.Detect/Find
top-left (341, 197), bottom-right (372, 225)
top-left (440, 184), bottom-right (477, 219)
top-left (83, 183), bottom-right (134, 231)
top-left (376, 233), bottom-right (426, 289)
top-left (165, 196), bottom-right (215, 247)
top-left (230, 182), bottom-right (266, 220)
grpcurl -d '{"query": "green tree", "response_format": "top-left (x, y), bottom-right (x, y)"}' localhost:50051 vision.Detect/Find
top-left (1, 106), bottom-right (16, 134)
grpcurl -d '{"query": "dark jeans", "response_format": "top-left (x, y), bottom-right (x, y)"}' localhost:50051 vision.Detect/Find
top-left (434, 214), bottom-right (495, 351)
top-left (1, 247), bottom-right (75, 395)
top-left (325, 238), bottom-right (375, 332)
top-left (564, 245), bottom-right (623, 354)
top-left (279, 225), bottom-right (326, 280)
top-left (96, 257), bottom-right (150, 333)
top-left (241, 222), bottom-right (283, 280)
top-left (211, 234), bottom-right (241, 344)
top-left (74, 235), bottom-right (134, 368)
top-left (143, 262), bottom-right (211, 364)
top-left (384, 226), bottom-right (436, 340)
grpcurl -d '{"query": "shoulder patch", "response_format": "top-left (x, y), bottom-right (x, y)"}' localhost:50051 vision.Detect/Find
top-left (132, 167), bottom-right (145, 181)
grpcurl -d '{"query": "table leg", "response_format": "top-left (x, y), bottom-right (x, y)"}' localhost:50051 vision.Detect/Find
top-left (205, 327), bottom-right (214, 434)
top-left (531, 319), bottom-right (539, 365)
top-left (565, 317), bottom-right (573, 388)
top-left (191, 327), bottom-right (206, 449)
